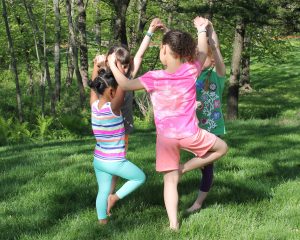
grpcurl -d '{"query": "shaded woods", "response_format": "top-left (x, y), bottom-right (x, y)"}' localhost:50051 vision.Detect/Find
top-left (0, 0), bottom-right (299, 144)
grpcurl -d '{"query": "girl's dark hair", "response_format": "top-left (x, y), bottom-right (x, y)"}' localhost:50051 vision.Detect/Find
top-left (107, 44), bottom-right (133, 77)
top-left (88, 69), bottom-right (118, 95)
top-left (162, 30), bottom-right (197, 62)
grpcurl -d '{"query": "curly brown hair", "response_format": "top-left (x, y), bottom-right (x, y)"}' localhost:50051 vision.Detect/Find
top-left (162, 30), bottom-right (197, 62)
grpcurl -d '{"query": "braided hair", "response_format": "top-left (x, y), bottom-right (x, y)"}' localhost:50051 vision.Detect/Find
top-left (88, 69), bottom-right (118, 95)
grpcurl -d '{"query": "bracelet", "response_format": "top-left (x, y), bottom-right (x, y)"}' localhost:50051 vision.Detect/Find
top-left (146, 31), bottom-right (154, 38)
top-left (197, 29), bottom-right (207, 34)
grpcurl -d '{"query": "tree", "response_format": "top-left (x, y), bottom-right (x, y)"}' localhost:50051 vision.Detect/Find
top-left (66, 0), bottom-right (86, 107)
top-left (227, 18), bottom-right (245, 120)
top-left (111, 0), bottom-right (130, 45)
top-left (136, 0), bottom-right (147, 44)
top-left (94, 0), bottom-right (101, 48)
top-left (240, 33), bottom-right (252, 93)
top-left (77, 0), bottom-right (89, 87)
top-left (23, 0), bottom-right (55, 115)
top-left (2, 0), bottom-right (23, 122)
top-left (15, 15), bottom-right (34, 96)
top-left (53, 0), bottom-right (61, 102)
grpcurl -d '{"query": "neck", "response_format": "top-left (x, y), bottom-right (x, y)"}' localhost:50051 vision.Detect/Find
top-left (164, 58), bottom-right (182, 74)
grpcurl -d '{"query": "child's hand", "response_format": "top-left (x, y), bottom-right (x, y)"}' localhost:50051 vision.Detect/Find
top-left (148, 18), bottom-right (164, 33)
top-left (93, 54), bottom-right (106, 68)
top-left (193, 16), bottom-right (209, 31)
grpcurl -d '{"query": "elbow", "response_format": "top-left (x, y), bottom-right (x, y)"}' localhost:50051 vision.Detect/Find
top-left (118, 83), bottom-right (130, 91)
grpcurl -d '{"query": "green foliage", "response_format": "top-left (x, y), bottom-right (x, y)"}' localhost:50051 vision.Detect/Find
top-left (59, 113), bottom-right (91, 137)
top-left (0, 117), bottom-right (32, 145)
top-left (9, 120), bottom-right (32, 143)
top-left (34, 115), bottom-right (54, 142)
top-left (0, 117), bottom-right (11, 146)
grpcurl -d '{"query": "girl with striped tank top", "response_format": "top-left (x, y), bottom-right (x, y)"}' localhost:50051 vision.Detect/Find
top-left (89, 63), bottom-right (145, 224)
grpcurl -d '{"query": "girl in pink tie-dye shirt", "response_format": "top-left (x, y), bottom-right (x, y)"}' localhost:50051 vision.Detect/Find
top-left (108, 17), bottom-right (228, 230)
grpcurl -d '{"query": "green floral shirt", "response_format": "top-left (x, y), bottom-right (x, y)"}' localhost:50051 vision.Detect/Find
top-left (196, 68), bottom-right (226, 135)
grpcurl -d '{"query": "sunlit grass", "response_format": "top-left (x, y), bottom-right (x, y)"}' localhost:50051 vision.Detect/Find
top-left (1, 116), bottom-right (299, 239)
top-left (1, 40), bottom-right (300, 239)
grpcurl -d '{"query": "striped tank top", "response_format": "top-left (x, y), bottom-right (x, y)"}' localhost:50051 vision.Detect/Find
top-left (91, 100), bottom-right (126, 161)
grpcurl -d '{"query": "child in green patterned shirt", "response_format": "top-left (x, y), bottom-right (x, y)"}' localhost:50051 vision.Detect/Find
top-left (187, 20), bottom-right (227, 214)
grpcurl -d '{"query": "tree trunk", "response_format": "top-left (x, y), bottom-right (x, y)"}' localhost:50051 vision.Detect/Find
top-left (94, 0), bottom-right (101, 49)
top-left (23, 0), bottom-right (54, 115)
top-left (53, 0), bottom-right (61, 102)
top-left (112, 0), bottom-right (130, 46)
top-left (43, 0), bottom-right (56, 115)
top-left (66, 41), bottom-right (75, 86)
top-left (2, 0), bottom-right (23, 122)
top-left (227, 18), bottom-right (245, 120)
top-left (240, 34), bottom-right (252, 93)
top-left (15, 15), bottom-right (34, 95)
top-left (77, 0), bottom-right (88, 88)
top-left (136, 0), bottom-right (147, 45)
top-left (66, 0), bottom-right (86, 107)
top-left (22, 0), bottom-right (40, 63)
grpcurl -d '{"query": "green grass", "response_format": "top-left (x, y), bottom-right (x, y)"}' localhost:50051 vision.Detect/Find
top-left (237, 40), bottom-right (300, 119)
top-left (1, 40), bottom-right (300, 239)
top-left (0, 118), bottom-right (299, 240)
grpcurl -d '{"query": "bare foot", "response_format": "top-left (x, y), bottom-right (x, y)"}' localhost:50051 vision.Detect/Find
top-left (98, 219), bottom-right (108, 225)
top-left (186, 202), bottom-right (202, 214)
top-left (170, 222), bottom-right (179, 231)
top-left (107, 194), bottom-right (119, 216)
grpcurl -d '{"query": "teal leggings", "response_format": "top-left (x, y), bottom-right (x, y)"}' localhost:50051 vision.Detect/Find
top-left (93, 159), bottom-right (146, 220)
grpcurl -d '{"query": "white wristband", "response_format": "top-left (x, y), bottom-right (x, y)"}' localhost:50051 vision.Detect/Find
top-left (146, 31), bottom-right (154, 38)
top-left (197, 29), bottom-right (207, 34)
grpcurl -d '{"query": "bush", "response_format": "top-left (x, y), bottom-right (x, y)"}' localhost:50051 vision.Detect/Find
top-left (0, 117), bottom-right (10, 146)
top-left (34, 116), bottom-right (54, 142)
top-left (0, 117), bottom-right (33, 145)
top-left (59, 113), bottom-right (91, 136)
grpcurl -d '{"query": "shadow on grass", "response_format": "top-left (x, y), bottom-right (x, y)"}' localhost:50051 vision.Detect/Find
top-left (1, 117), bottom-right (299, 239)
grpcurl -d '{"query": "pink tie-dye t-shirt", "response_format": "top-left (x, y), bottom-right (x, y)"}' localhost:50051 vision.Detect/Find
top-left (139, 61), bottom-right (202, 139)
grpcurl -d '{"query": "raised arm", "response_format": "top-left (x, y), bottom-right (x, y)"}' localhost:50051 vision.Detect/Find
top-left (132, 18), bottom-right (164, 78)
top-left (108, 53), bottom-right (145, 91)
top-left (90, 55), bottom-right (106, 106)
top-left (194, 16), bottom-right (209, 66)
top-left (207, 22), bottom-right (226, 77)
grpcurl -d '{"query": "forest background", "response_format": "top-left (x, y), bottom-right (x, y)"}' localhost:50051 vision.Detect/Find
top-left (0, 1), bottom-right (300, 239)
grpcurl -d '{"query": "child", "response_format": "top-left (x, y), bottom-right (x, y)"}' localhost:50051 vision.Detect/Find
top-left (89, 65), bottom-right (146, 224)
top-left (187, 20), bottom-right (226, 214)
top-left (107, 17), bottom-right (228, 230)
top-left (97, 18), bottom-right (164, 150)
top-left (95, 18), bottom-right (164, 197)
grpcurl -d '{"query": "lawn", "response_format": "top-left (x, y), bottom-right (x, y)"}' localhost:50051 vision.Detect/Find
top-left (0, 40), bottom-right (299, 239)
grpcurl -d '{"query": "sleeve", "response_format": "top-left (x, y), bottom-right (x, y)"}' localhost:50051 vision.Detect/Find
top-left (138, 71), bottom-right (156, 92)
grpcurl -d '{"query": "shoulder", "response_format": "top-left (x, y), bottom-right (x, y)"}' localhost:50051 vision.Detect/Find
top-left (91, 99), bottom-right (100, 109)
top-left (139, 70), bottom-right (164, 81)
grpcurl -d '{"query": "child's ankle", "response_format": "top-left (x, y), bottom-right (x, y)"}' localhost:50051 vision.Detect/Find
top-left (98, 219), bottom-right (108, 224)
top-left (170, 222), bottom-right (179, 231)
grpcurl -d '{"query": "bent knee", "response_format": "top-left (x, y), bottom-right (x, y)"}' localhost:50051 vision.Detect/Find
top-left (138, 172), bottom-right (146, 184)
top-left (220, 140), bottom-right (228, 156)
